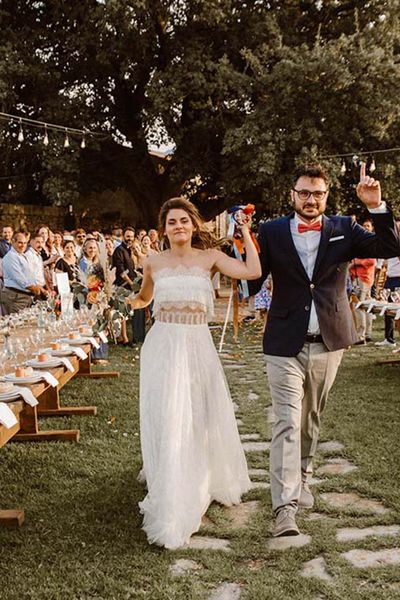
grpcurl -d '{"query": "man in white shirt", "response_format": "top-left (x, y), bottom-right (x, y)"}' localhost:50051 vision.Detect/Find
top-left (0, 232), bottom-right (47, 314)
top-left (256, 163), bottom-right (400, 537)
top-left (25, 232), bottom-right (47, 288)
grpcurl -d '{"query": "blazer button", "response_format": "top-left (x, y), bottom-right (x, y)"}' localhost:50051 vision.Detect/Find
top-left (310, 283), bottom-right (315, 290)
top-left (305, 305), bottom-right (310, 311)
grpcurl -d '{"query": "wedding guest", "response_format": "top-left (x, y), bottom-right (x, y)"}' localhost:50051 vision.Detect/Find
top-left (53, 231), bottom-right (65, 258)
top-left (375, 253), bottom-right (400, 348)
top-left (132, 240), bottom-right (147, 269)
top-left (141, 235), bottom-right (157, 257)
top-left (105, 236), bottom-right (114, 266)
top-left (112, 228), bottom-right (137, 345)
top-left (137, 229), bottom-right (147, 243)
top-left (25, 232), bottom-right (48, 290)
top-left (74, 228), bottom-right (86, 259)
top-left (256, 163), bottom-right (400, 537)
top-left (0, 225), bottom-right (13, 258)
top-left (148, 229), bottom-right (160, 252)
top-left (79, 239), bottom-right (108, 363)
top-left (112, 226), bottom-right (124, 249)
top-left (55, 240), bottom-right (78, 282)
top-left (0, 232), bottom-right (47, 313)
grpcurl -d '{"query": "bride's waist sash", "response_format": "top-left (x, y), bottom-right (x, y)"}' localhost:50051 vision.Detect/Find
top-left (154, 310), bottom-right (207, 325)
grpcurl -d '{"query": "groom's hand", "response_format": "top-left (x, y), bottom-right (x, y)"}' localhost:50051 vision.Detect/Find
top-left (356, 162), bottom-right (382, 208)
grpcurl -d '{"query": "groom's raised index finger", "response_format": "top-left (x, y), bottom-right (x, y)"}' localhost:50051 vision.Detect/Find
top-left (360, 162), bottom-right (366, 180)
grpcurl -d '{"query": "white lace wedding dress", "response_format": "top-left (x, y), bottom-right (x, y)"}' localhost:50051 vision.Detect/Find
top-left (139, 265), bottom-right (251, 549)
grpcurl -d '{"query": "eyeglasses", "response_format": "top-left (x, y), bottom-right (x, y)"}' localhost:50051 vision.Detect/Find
top-left (293, 189), bottom-right (328, 201)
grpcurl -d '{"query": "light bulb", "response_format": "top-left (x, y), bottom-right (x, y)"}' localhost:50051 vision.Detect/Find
top-left (64, 129), bottom-right (70, 148)
top-left (43, 126), bottom-right (49, 146)
top-left (340, 160), bottom-right (346, 175)
top-left (370, 158), bottom-right (376, 172)
top-left (17, 121), bottom-right (24, 143)
top-left (8, 183), bottom-right (12, 190)
top-left (80, 135), bottom-right (86, 149)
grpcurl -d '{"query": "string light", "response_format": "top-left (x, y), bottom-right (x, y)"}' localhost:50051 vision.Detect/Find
top-left (63, 129), bottom-right (70, 148)
top-left (17, 119), bottom-right (24, 143)
top-left (370, 158), bottom-right (376, 172)
top-left (43, 125), bottom-right (49, 146)
top-left (80, 134), bottom-right (86, 149)
top-left (340, 160), bottom-right (346, 175)
top-left (8, 183), bottom-right (12, 190)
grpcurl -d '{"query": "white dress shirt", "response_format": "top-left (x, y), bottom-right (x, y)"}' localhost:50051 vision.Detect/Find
top-left (2, 247), bottom-right (37, 291)
top-left (290, 213), bottom-right (322, 334)
top-left (25, 246), bottom-right (46, 287)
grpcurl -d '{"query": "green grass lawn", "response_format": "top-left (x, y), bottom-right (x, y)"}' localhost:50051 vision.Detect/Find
top-left (1, 319), bottom-right (399, 600)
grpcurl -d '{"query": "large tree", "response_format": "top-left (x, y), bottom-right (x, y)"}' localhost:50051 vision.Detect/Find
top-left (1, 0), bottom-right (400, 225)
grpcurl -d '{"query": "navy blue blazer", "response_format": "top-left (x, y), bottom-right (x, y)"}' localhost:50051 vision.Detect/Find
top-left (257, 211), bottom-right (400, 356)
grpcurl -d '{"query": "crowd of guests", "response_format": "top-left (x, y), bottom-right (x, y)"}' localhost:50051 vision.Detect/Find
top-left (0, 216), bottom-right (399, 349)
top-left (0, 223), bottom-right (162, 347)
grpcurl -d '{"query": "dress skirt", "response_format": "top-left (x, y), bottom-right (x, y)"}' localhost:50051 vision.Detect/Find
top-left (139, 320), bottom-right (251, 549)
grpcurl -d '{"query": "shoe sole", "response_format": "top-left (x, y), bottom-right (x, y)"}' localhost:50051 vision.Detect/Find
top-left (272, 527), bottom-right (300, 537)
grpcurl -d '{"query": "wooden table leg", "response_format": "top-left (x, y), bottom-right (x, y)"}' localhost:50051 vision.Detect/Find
top-left (0, 509), bottom-right (25, 528)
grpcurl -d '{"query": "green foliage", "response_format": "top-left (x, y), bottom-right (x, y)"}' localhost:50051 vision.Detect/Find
top-left (1, 1), bottom-right (400, 219)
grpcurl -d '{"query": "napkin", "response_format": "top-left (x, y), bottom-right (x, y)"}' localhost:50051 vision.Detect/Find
top-left (98, 331), bottom-right (108, 343)
top-left (86, 336), bottom-right (101, 350)
top-left (69, 346), bottom-right (88, 360)
top-left (14, 386), bottom-right (39, 407)
top-left (58, 357), bottom-right (75, 373)
top-left (0, 402), bottom-right (18, 428)
top-left (37, 371), bottom-right (59, 388)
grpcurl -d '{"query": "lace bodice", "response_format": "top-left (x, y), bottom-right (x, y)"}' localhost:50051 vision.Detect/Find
top-left (152, 265), bottom-right (214, 324)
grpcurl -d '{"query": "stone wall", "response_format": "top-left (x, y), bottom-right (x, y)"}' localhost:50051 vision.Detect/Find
top-left (0, 203), bottom-right (66, 232)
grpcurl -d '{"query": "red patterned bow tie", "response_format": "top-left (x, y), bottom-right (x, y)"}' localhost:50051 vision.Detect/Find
top-left (298, 221), bottom-right (322, 233)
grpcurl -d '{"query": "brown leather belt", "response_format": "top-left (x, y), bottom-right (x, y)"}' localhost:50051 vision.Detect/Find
top-left (5, 287), bottom-right (34, 297)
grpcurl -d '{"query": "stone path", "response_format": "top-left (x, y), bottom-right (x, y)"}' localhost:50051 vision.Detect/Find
top-left (173, 318), bottom-right (400, 596)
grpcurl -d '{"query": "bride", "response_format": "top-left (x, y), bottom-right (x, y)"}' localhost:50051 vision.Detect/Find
top-left (127, 197), bottom-right (261, 549)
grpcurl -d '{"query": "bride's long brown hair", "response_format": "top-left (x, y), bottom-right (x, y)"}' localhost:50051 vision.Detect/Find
top-left (158, 197), bottom-right (224, 250)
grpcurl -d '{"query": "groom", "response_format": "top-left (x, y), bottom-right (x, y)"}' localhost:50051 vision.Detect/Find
top-left (257, 163), bottom-right (400, 537)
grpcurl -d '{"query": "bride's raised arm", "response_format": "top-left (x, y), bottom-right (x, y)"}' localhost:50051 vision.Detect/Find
top-left (212, 224), bottom-right (261, 280)
top-left (126, 258), bottom-right (154, 309)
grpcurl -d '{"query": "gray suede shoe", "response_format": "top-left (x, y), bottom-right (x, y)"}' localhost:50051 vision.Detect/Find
top-left (272, 506), bottom-right (300, 537)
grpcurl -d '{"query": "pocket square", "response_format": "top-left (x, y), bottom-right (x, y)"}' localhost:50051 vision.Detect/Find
top-left (329, 235), bottom-right (345, 242)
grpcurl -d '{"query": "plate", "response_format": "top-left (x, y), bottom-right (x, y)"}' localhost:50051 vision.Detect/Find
top-left (4, 373), bottom-right (43, 385)
top-left (60, 336), bottom-right (85, 345)
top-left (51, 348), bottom-right (75, 357)
top-left (0, 390), bottom-right (21, 402)
top-left (26, 358), bottom-right (63, 369)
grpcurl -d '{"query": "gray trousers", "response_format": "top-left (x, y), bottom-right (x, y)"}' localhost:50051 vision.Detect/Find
top-left (353, 281), bottom-right (373, 339)
top-left (0, 287), bottom-right (33, 315)
top-left (265, 343), bottom-right (344, 512)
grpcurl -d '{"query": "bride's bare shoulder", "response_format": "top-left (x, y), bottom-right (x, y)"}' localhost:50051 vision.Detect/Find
top-left (147, 251), bottom-right (170, 272)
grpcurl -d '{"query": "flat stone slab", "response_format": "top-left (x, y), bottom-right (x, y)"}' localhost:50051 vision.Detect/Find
top-left (336, 525), bottom-right (400, 542)
top-left (268, 534), bottom-right (312, 551)
top-left (308, 477), bottom-right (325, 486)
top-left (318, 440), bottom-right (345, 453)
top-left (240, 433), bottom-right (261, 441)
top-left (208, 583), bottom-right (242, 600)
top-left (250, 481), bottom-right (270, 490)
top-left (236, 419), bottom-right (243, 427)
top-left (188, 536), bottom-right (231, 552)
top-left (341, 548), bottom-right (400, 568)
top-left (242, 441), bottom-right (270, 452)
top-left (317, 458), bottom-right (358, 476)
top-left (248, 468), bottom-right (268, 478)
top-left (320, 492), bottom-right (390, 515)
top-left (306, 512), bottom-right (337, 522)
top-left (233, 402), bottom-right (239, 413)
top-left (224, 364), bottom-right (246, 370)
top-left (170, 559), bottom-right (202, 577)
top-left (226, 501), bottom-right (260, 528)
top-left (301, 556), bottom-right (333, 582)
top-left (247, 392), bottom-right (259, 401)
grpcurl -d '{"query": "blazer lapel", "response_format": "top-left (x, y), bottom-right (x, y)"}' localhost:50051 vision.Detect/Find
top-left (312, 215), bottom-right (334, 278)
top-left (283, 213), bottom-right (310, 282)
